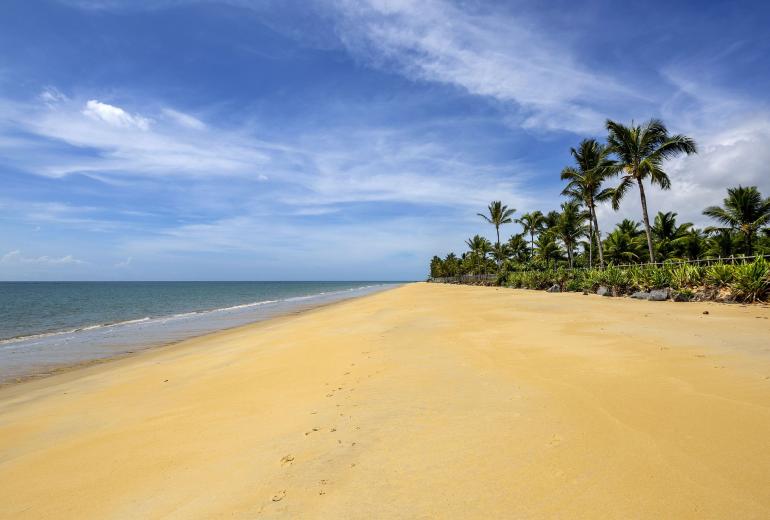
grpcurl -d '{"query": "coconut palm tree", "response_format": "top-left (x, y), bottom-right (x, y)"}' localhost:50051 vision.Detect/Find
top-left (465, 235), bottom-right (493, 275)
top-left (554, 201), bottom-right (586, 268)
top-left (606, 119), bottom-right (697, 262)
top-left (506, 233), bottom-right (530, 263)
top-left (652, 211), bottom-right (692, 260)
top-left (443, 252), bottom-right (460, 277)
top-left (703, 186), bottom-right (770, 255)
top-left (560, 138), bottom-right (614, 267)
top-left (616, 219), bottom-right (643, 237)
top-left (534, 231), bottom-right (563, 264)
top-left (478, 201), bottom-right (516, 250)
top-left (515, 211), bottom-right (545, 261)
top-left (603, 228), bottom-right (645, 264)
top-left (704, 229), bottom-right (739, 259)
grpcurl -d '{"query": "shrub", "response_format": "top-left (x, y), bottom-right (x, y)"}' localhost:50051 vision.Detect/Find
top-left (705, 263), bottom-right (734, 288)
top-left (600, 266), bottom-right (629, 294)
top-left (669, 264), bottom-right (703, 290)
top-left (730, 258), bottom-right (770, 302)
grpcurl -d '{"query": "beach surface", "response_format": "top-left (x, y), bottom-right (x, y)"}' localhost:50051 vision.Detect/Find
top-left (1, 282), bottom-right (770, 518)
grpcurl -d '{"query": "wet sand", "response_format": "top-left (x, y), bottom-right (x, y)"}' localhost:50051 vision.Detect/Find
top-left (1, 283), bottom-right (770, 518)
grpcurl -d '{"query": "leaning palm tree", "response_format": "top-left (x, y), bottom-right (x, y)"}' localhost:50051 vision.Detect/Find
top-left (703, 186), bottom-right (770, 255)
top-left (478, 201), bottom-right (516, 249)
top-left (606, 119), bottom-right (697, 262)
top-left (515, 211), bottom-right (545, 261)
top-left (560, 138), bottom-right (614, 267)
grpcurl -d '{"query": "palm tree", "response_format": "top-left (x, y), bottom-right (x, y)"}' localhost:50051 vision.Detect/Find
top-left (703, 186), bottom-right (770, 255)
top-left (506, 233), bottom-right (529, 263)
top-left (465, 235), bottom-right (493, 275)
top-left (478, 201), bottom-right (516, 250)
top-left (651, 211), bottom-right (692, 260)
top-left (560, 138), bottom-right (614, 267)
top-left (606, 119), bottom-right (697, 262)
top-left (515, 211), bottom-right (545, 261)
top-left (704, 229), bottom-right (739, 258)
top-left (554, 201), bottom-right (586, 268)
top-left (603, 228), bottom-right (645, 264)
top-left (616, 219), bottom-right (643, 237)
top-left (443, 252), bottom-right (460, 277)
top-left (534, 231), bottom-right (563, 264)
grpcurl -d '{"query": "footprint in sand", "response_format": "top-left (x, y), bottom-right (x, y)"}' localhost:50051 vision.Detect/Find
top-left (548, 434), bottom-right (563, 447)
top-left (281, 455), bottom-right (295, 466)
top-left (272, 490), bottom-right (286, 502)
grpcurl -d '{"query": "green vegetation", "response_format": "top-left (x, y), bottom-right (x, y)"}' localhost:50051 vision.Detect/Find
top-left (428, 117), bottom-right (770, 303)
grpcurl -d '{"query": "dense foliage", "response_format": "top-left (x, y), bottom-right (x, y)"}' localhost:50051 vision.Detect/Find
top-left (503, 258), bottom-right (770, 303)
top-left (429, 118), bottom-right (770, 301)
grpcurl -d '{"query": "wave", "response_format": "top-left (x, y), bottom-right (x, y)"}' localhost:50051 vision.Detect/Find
top-left (0, 283), bottom-right (391, 347)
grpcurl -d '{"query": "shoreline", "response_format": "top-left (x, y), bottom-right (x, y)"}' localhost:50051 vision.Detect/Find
top-left (0, 283), bottom-right (402, 389)
top-left (2, 283), bottom-right (769, 518)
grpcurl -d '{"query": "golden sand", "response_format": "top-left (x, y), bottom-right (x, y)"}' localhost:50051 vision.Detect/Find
top-left (1, 283), bottom-right (770, 518)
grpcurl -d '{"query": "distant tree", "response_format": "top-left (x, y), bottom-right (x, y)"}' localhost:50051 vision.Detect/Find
top-left (606, 119), bottom-right (697, 262)
top-left (534, 231), bottom-right (563, 264)
top-left (515, 211), bottom-right (545, 261)
top-left (478, 201), bottom-right (516, 251)
top-left (465, 235), bottom-right (493, 275)
top-left (703, 186), bottom-right (770, 255)
top-left (506, 233), bottom-right (530, 263)
top-left (554, 201), bottom-right (586, 268)
top-left (652, 211), bottom-right (692, 260)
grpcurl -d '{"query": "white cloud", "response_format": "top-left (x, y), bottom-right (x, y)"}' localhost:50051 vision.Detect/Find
top-left (1, 250), bottom-right (87, 265)
top-left (161, 108), bottom-right (206, 130)
top-left (328, 0), bottom-right (639, 133)
top-left (83, 99), bottom-right (151, 130)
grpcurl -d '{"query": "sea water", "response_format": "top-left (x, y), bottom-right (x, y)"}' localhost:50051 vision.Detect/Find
top-left (0, 281), bottom-right (400, 384)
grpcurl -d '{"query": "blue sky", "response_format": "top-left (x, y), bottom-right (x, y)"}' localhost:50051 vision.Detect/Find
top-left (1, 0), bottom-right (769, 280)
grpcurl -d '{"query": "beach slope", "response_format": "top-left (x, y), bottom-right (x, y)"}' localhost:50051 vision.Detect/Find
top-left (1, 283), bottom-right (770, 518)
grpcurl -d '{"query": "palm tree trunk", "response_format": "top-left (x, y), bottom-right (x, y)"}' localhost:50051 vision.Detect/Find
top-left (637, 178), bottom-right (655, 262)
top-left (587, 216), bottom-right (593, 268)
top-left (592, 206), bottom-right (605, 268)
top-left (530, 231), bottom-right (535, 261)
top-left (495, 226), bottom-right (501, 270)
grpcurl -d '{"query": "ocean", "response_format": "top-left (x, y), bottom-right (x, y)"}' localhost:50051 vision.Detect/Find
top-left (0, 281), bottom-right (400, 384)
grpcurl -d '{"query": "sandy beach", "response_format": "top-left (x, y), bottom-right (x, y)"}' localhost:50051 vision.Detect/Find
top-left (1, 282), bottom-right (770, 518)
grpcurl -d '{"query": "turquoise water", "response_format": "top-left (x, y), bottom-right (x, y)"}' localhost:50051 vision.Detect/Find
top-left (0, 281), bottom-right (400, 383)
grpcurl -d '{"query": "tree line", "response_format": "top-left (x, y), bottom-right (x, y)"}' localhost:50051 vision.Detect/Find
top-left (429, 118), bottom-right (770, 280)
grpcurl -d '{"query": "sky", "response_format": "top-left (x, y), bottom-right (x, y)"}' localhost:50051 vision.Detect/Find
top-left (1, 0), bottom-right (769, 281)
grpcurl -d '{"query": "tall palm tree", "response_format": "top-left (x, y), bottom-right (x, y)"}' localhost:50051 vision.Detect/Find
top-left (703, 186), bottom-right (770, 255)
top-left (560, 138), bottom-right (614, 267)
top-left (606, 119), bottom-right (697, 262)
top-left (515, 211), bottom-right (545, 261)
top-left (478, 201), bottom-right (516, 250)
top-left (554, 201), bottom-right (586, 268)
